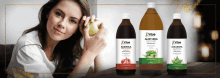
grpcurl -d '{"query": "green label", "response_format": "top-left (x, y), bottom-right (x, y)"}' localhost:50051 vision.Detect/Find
top-left (168, 64), bottom-right (187, 69)
top-left (139, 58), bottom-right (163, 64)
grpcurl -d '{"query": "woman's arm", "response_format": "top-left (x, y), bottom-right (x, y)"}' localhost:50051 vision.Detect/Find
top-left (68, 15), bottom-right (107, 78)
top-left (67, 51), bottom-right (96, 78)
top-left (86, 66), bottom-right (94, 74)
top-left (86, 54), bottom-right (105, 74)
top-left (67, 51), bottom-right (105, 78)
top-left (94, 54), bottom-right (105, 73)
top-left (84, 54), bottom-right (104, 75)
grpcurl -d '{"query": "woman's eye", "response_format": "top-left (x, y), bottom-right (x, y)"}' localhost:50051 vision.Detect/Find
top-left (55, 12), bottom-right (62, 17)
top-left (70, 20), bottom-right (76, 24)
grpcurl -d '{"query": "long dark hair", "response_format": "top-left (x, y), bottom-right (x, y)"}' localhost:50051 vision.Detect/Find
top-left (23, 0), bottom-right (90, 77)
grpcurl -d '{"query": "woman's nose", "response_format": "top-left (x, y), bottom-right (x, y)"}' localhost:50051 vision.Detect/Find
top-left (58, 19), bottom-right (66, 29)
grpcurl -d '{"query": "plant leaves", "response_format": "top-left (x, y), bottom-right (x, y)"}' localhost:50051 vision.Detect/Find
top-left (172, 56), bottom-right (183, 64)
top-left (146, 50), bottom-right (157, 58)
top-left (153, 54), bottom-right (156, 58)
top-left (179, 60), bottom-right (183, 64)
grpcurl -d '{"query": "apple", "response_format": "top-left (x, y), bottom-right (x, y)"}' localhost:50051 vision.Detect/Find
top-left (88, 21), bottom-right (101, 36)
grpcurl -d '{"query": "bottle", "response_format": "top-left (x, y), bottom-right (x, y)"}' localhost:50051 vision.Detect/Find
top-left (116, 13), bottom-right (136, 75)
top-left (167, 13), bottom-right (187, 75)
top-left (139, 2), bottom-right (163, 76)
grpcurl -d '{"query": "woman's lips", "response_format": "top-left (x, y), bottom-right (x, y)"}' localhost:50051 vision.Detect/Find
top-left (53, 27), bottom-right (64, 34)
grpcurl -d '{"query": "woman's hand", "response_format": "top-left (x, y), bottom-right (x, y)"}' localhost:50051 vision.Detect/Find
top-left (68, 15), bottom-right (107, 78)
top-left (79, 15), bottom-right (107, 57)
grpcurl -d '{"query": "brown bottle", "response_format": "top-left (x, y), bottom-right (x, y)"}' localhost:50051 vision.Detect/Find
top-left (167, 13), bottom-right (187, 75)
top-left (139, 2), bottom-right (163, 76)
top-left (116, 13), bottom-right (136, 75)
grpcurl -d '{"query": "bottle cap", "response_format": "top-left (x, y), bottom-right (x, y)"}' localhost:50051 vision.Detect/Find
top-left (173, 13), bottom-right (181, 19)
top-left (122, 13), bottom-right (130, 19)
top-left (147, 2), bottom-right (156, 8)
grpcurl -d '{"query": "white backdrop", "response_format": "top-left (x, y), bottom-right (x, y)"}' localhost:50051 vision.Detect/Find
top-left (0, 0), bottom-right (49, 44)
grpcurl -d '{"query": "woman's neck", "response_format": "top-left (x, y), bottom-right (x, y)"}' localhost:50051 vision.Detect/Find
top-left (44, 33), bottom-right (59, 61)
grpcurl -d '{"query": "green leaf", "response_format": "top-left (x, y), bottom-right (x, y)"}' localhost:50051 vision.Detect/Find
top-left (172, 56), bottom-right (183, 65)
top-left (176, 56), bottom-right (179, 60)
top-left (146, 50), bottom-right (157, 58)
top-left (179, 60), bottom-right (183, 64)
top-left (174, 56), bottom-right (179, 62)
top-left (153, 54), bottom-right (156, 58)
top-left (175, 58), bottom-right (178, 61)
top-left (146, 52), bottom-right (151, 56)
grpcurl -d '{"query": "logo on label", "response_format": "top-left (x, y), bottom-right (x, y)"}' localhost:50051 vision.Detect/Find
top-left (146, 32), bottom-right (156, 37)
top-left (172, 41), bottom-right (181, 45)
top-left (121, 57), bottom-right (131, 64)
top-left (121, 41), bottom-right (130, 45)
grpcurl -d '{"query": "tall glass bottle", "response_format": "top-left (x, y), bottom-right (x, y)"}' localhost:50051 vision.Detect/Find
top-left (139, 2), bottom-right (163, 76)
top-left (116, 13), bottom-right (136, 75)
top-left (167, 13), bottom-right (187, 75)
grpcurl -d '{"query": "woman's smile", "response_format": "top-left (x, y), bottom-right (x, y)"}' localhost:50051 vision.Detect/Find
top-left (53, 27), bottom-right (64, 35)
top-left (46, 0), bottom-right (82, 41)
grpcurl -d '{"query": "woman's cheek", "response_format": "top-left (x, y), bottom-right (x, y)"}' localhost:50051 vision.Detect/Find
top-left (47, 16), bottom-right (55, 28)
top-left (51, 17), bottom-right (59, 26)
top-left (66, 27), bottom-right (77, 38)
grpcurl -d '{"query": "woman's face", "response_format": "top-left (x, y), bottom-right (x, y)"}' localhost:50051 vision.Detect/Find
top-left (46, 0), bottom-right (82, 41)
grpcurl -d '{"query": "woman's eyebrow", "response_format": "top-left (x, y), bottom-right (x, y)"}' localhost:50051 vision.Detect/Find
top-left (55, 9), bottom-right (79, 21)
top-left (70, 17), bottom-right (79, 21)
top-left (55, 9), bottom-right (64, 15)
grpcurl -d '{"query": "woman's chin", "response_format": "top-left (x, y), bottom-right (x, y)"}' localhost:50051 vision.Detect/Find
top-left (51, 36), bottom-right (65, 42)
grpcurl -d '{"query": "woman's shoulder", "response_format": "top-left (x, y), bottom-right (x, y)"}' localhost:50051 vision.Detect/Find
top-left (14, 30), bottom-right (42, 51)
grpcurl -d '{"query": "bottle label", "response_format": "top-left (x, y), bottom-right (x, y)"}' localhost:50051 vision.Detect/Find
top-left (167, 39), bottom-right (187, 69)
top-left (116, 39), bottom-right (136, 70)
top-left (139, 30), bottom-right (163, 64)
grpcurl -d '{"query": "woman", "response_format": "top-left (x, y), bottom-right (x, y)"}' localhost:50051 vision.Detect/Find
top-left (6, 0), bottom-right (107, 78)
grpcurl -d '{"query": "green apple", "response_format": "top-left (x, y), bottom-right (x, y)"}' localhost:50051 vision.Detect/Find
top-left (89, 21), bottom-right (101, 36)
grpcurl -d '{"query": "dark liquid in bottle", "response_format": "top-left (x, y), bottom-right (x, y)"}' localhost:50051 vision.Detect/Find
top-left (116, 19), bottom-right (136, 75)
top-left (167, 19), bottom-right (187, 76)
top-left (139, 8), bottom-right (163, 76)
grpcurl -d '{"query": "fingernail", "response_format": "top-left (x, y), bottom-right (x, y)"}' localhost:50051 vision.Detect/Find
top-left (84, 23), bottom-right (87, 26)
top-left (92, 15), bottom-right (95, 22)
top-left (83, 16), bottom-right (86, 20)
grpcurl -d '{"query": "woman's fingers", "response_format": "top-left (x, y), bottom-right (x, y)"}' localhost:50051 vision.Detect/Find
top-left (80, 15), bottom-right (106, 40)
top-left (84, 19), bottom-right (90, 39)
top-left (84, 17), bottom-right (91, 26)
top-left (91, 15), bottom-right (95, 22)
top-left (79, 16), bottom-right (86, 34)
top-left (82, 16), bottom-right (107, 57)
top-left (96, 22), bottom-right (107, 37)
top-left (84, 15), bottom-right (96, 26)
top-left (79, 15), bottom-right (96, 38)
